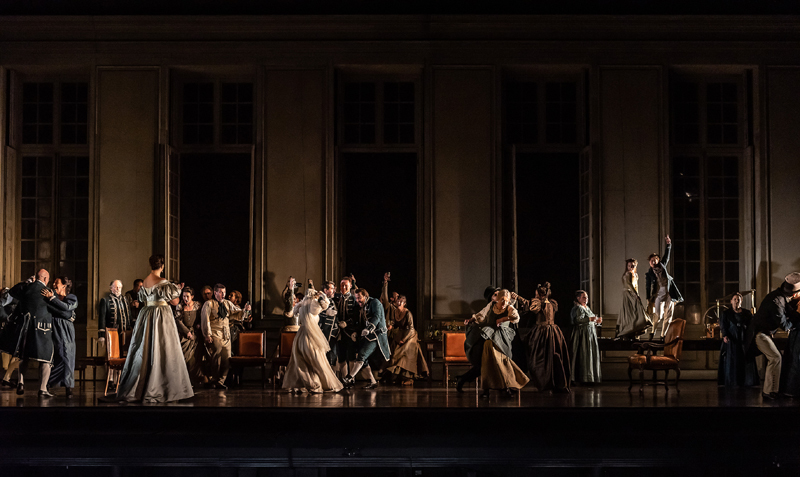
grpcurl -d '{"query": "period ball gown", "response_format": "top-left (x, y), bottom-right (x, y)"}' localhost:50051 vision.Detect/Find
top-left (116, 280), bottom-right (194, 403)
top-left (283, 290), bottom-right (344, 393)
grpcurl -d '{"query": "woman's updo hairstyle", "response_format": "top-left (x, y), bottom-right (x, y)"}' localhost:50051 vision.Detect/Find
top-left (149, 254), bottom-right (165, 270)
top-left (57, 276), bottom-right (73, 295)
top-left (537, 282), bottom-right (552, 299)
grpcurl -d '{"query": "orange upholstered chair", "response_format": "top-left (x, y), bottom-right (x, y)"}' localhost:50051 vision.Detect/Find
top-left (628, 318), bottom-right (686, 392)
top-left (104, 328), bottom-right (126, 396)
top-left (442, 331), bottom-right (471, 389)
top-left (271, 330), bottom-right (297, 389)
top-left (228, 331), bottom-right (268, 389)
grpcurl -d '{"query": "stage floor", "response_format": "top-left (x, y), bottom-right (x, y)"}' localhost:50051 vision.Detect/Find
top-left (2, 380), bottom-right (799, 473)
top-left (0, 380), bottom-right (796, 408)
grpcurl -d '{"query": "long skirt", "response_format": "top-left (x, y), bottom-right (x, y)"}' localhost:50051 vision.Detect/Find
top-left (570, 324), bottom-right (601, 384)
top-left (617, 291), bottom-right (650, 338)
top-left (528, 323), bottom-right (571, 391)
top-left (283, 326), bottom-right (343, 393)
top-left (48, 319), bottom-right (75, 388)
top-left (481, 341), bottom-right (529, 391)
top-left (385, 336), bottom-right (429, 380)
top-left (116, 304), bottom-right (194, 403)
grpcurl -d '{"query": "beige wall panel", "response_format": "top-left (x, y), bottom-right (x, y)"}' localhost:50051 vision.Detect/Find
top-left (767, 68), bottom-right (800, 288)
top-left (97, 70), bottom-right (157, 301)
top-left (600, 68), bottom-right (661, 316)
top-left (433, 68), bottom-right (493, 317)
top-left (265, 70), bottom-right (325, 314)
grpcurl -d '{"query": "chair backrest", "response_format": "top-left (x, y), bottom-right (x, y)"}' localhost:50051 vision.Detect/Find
top-left (279, 331), bottom-right (297, 358)
top-left (663, 319), bottom-right (686, 360)
top-left (238, 331), bottom-right (265, 357)
top-left (443, 332), bottom-right (467, 359)
top-left (105, 328), bottom-right (120, 360)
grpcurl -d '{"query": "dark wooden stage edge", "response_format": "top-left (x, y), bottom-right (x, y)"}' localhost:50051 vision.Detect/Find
top-left (1, 384), bottom-right (799, 473)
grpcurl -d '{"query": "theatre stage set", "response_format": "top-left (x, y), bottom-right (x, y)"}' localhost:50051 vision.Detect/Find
top-left (1, 379), bottom-right (800, 476)
top-left (4, 1), bottom-right (800, 475)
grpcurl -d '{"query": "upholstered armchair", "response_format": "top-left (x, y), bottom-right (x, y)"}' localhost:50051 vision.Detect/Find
top-left (627, 318), bottom-right (686, 392)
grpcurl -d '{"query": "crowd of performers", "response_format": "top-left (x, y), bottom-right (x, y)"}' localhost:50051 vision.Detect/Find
top-left (1, 238), bottom-right (800, 403)
top-left (280, 272), bottom-right (429, 393)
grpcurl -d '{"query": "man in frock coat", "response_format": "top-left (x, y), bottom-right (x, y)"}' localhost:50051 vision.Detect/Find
top-left (2, 270), bottom-right (54, 396)
top-left (343, 288), bottom-right (391, 389)
top-left (645, 235), bottom-right (684, 338)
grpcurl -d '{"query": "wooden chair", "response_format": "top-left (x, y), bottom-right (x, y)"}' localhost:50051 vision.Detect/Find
top-left (442, 331), bottom-right (471, 389)
top-left (271, 330), bottom-right (297, 390)
top-left (228, 331), bottom-right (267, 389)
top-left (628, 318), bottom-right (686, 393)
top-left (104, 328), bottom-right (126, 396)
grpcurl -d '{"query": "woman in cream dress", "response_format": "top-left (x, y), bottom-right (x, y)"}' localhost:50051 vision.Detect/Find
top-left (283, 288), bottom-right (343, 393)
top-left (115, 254), bottom-right (194, 403)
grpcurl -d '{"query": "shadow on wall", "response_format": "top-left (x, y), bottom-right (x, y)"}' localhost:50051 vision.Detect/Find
top-left (263, 270), bottom-right (283, 317)
top-left (442, 298), bottom-right (491, 316)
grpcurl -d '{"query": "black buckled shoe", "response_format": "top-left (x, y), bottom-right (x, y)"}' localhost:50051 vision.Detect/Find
top-left (343, 375), bottom-right (355, 388)
top-left (16, 382), bottom-right (24, 395)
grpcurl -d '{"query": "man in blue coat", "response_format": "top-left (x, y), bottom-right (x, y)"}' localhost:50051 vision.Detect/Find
top-left (343, 288), bottom-right (391, 389)
top-left (0, 269), bottom-right (54, 397)
top-left (646, 235), bottom-right (684, 338)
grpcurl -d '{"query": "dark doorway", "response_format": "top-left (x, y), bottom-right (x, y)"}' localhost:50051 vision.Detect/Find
top-left (180, 153), bottom-right (251, 303)
top-left (515, 152), bottom-right (580, 326)
top-left (342, 152), bottom-right (417, 307)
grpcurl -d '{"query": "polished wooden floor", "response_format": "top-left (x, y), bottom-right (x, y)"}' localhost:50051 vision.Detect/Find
top-left (0, 379), bottom-right (797, 408)
top-left (2, 380), bottom-right (799, 473)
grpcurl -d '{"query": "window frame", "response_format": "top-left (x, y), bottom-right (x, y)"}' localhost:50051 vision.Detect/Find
top-left (336, 72), bottom-right (423, 152)
top-left (502, 70), bottom-right (587, 153)
top-left (172, 75), bottom-right (256, 153)
top-left (668, 72), bottom-right (749, 309)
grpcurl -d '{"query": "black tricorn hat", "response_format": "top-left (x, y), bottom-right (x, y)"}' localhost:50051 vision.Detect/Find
top-left (484, 286), bottom-right (500, 303)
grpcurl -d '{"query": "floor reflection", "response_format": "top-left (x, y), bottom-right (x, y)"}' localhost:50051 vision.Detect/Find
top-left (0, 380), bottom-right (794, 408)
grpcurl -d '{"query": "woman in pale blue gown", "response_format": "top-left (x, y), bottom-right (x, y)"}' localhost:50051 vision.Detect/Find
top-left (115, 254), bottom-right (194, 403)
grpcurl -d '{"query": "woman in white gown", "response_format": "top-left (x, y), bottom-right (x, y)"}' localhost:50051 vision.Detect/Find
top-left (115, 254), bottom-right (194, 403)
top-left (283, 287), bottom-right (343, 393)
